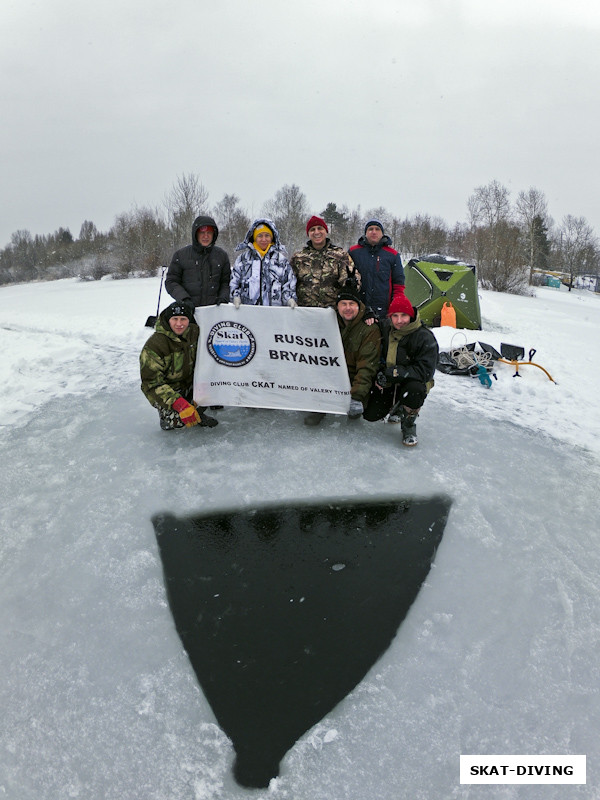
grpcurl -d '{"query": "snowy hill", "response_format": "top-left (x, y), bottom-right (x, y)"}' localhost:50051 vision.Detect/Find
top-left (0, 278), bottom-right (599, 799)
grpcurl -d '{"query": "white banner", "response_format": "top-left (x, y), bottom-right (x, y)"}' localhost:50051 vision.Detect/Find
top-left (193, 305), bottom-right (351, 414)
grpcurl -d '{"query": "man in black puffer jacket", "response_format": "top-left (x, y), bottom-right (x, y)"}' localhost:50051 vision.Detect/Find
top-left (166, 215), bottom-right (231, 307)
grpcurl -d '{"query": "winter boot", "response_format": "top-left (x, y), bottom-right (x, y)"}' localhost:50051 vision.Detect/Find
top-left (304, 411), bottom-right (325, 427)
top-left (198, 409), bottom-right (219, 428)
top-left (400, 407), bottom-right (419, 447)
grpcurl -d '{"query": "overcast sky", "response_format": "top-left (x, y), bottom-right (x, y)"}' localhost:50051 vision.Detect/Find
top-left (2, 0), bottom-right (599, 248)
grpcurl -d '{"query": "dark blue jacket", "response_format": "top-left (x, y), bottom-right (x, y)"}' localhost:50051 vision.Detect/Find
top-left (349, 235), bottom-right (405, 318)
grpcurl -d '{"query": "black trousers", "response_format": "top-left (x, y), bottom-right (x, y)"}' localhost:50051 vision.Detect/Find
top-left (363, 379), bottom-right (427, 421)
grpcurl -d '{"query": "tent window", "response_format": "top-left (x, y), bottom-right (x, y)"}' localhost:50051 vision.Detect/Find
top-left (410, 268), bottom-right (433, 304)
top-left (434, 270), bottom-right (453, 282)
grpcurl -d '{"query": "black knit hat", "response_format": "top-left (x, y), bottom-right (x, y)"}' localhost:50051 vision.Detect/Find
top-left (364, 219), bottom-right (384, 234)
top-left (163, 301), bottom-right (195, 323)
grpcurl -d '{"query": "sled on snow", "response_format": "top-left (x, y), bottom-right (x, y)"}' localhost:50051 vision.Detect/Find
top-left (438, 340), bottom-right (556, 384)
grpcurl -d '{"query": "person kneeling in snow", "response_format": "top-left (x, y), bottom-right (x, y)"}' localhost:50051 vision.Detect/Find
top-left (304, 283), bottom-right (381, 426)
top-left (140, 302), bottom-right (218, 431)
top-left (363, 293), bottom-right (438, 446)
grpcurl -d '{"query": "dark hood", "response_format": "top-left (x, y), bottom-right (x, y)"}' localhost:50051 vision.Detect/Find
top-left (192, 215), bottom-right (219, 249)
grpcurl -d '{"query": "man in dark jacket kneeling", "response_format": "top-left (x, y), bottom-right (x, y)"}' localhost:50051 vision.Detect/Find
top-left (363, 293), bottom-right (438, 446)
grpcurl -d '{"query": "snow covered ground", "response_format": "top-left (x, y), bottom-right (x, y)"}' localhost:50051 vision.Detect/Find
top-left (1, 277), bottom-right (599, 799)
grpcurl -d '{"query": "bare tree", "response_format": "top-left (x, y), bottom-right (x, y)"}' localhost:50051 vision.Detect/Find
top-left (467, 179), bottom-right (511, 228)
top-left (397, 214), bottom-right (449, 259)
top-left (445, 222), bottom-right (470, 259)
top-left (515, 187), bottom-right (552, 284)
top-left (8, 230), bottom-right (38, 282)
top-left (213, 193), bottom-right (251, 260)
top-left (466, 180), bottom-right (527, 292)
top-left (558, 215), bottom-right (598, 290)
top-left (164, 173), bottom-right (210, 249)
top-left (343, 205), bottom-right (363, 249)
top-left (112, 206), bottom-right (171, 277)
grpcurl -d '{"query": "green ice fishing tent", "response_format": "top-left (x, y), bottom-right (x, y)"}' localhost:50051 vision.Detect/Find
top-left (404, 255), bottom-right (482, 330)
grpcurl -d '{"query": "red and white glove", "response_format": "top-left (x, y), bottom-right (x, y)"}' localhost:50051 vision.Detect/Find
top-left (172, 397), bottom-right (201, 427)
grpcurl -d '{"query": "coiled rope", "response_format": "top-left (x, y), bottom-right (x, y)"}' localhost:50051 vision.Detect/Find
top-left (451, 346), bottom-right (493, 371)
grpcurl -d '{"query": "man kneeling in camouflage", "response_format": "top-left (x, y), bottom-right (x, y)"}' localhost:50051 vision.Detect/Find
top-left (140, 302), bottom-right (218, 431)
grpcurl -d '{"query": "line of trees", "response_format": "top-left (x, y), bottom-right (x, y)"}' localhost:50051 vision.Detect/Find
top-left (1, 174), bottom-right (598, 294)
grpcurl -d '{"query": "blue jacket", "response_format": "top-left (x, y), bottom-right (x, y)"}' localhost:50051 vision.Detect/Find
top-left (349, 235), bottom-right (405, 318)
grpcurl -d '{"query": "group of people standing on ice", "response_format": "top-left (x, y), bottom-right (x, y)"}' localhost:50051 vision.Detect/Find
top-left (140, 214), bottom-right (438, 446)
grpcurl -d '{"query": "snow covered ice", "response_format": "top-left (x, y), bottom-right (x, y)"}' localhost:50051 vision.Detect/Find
top-left (0, 277), bottom-right (599, 799)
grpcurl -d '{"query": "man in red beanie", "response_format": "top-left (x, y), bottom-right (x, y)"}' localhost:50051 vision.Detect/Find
top-left (291, 215), bottom-right (360, 308)
top-left (363, 292), bottom-right (438, 446)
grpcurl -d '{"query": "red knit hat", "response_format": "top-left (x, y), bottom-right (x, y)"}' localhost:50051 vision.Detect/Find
top-left (387, 291), bottom-right (415, 319)
top-left (306, 215), bottom-right (328, 235)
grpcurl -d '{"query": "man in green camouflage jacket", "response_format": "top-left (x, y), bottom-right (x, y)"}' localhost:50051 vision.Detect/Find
top-left (140, 302), bottom-right (217, 431)
top-left (291, 216), bottom-right (360, 308)
top-left (304, 282), bottom-right (380, 426)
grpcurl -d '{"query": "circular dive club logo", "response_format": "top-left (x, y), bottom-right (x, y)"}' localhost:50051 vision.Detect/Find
top-left (206, 320), bottom-right (257, 367)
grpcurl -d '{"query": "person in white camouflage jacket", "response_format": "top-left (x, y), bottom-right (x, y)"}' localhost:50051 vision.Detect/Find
top-left (229, 218), bottom-right (297, 307)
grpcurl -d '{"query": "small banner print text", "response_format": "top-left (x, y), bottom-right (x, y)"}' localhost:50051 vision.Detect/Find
top-left (460, 755), bottom-right (586, 784)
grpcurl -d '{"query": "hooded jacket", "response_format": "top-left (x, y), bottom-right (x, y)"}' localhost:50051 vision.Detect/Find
top-left (349, 234), bottom-right (405, 318)
top-left (140, 307), bottom-right (199, 410)
top-left (336, 301), bottom-right (382, 404)
top-left (165, 215), bottom-right (231, 307)
top-left (291, 238), bottom-right (360, 308)
top-left (230, 218), bottom-right (297, 306)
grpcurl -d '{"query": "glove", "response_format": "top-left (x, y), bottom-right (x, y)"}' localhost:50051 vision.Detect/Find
top-left (376, 370), bottom-right (388, 388)
top-left (348, 399), bottom-right (364, 418)
top-left (363, 307), bottom-right (376, 326)
top-left (172, 397), bottom-right (200, 427)
top-left (347, 274), bottom-right (359, 291)
top-left (233, 296), bottom-right (241, 309)
top-left (288, 297), bottom-right (297, 308)
top-left (385, 366), bottom-right (409, 383)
